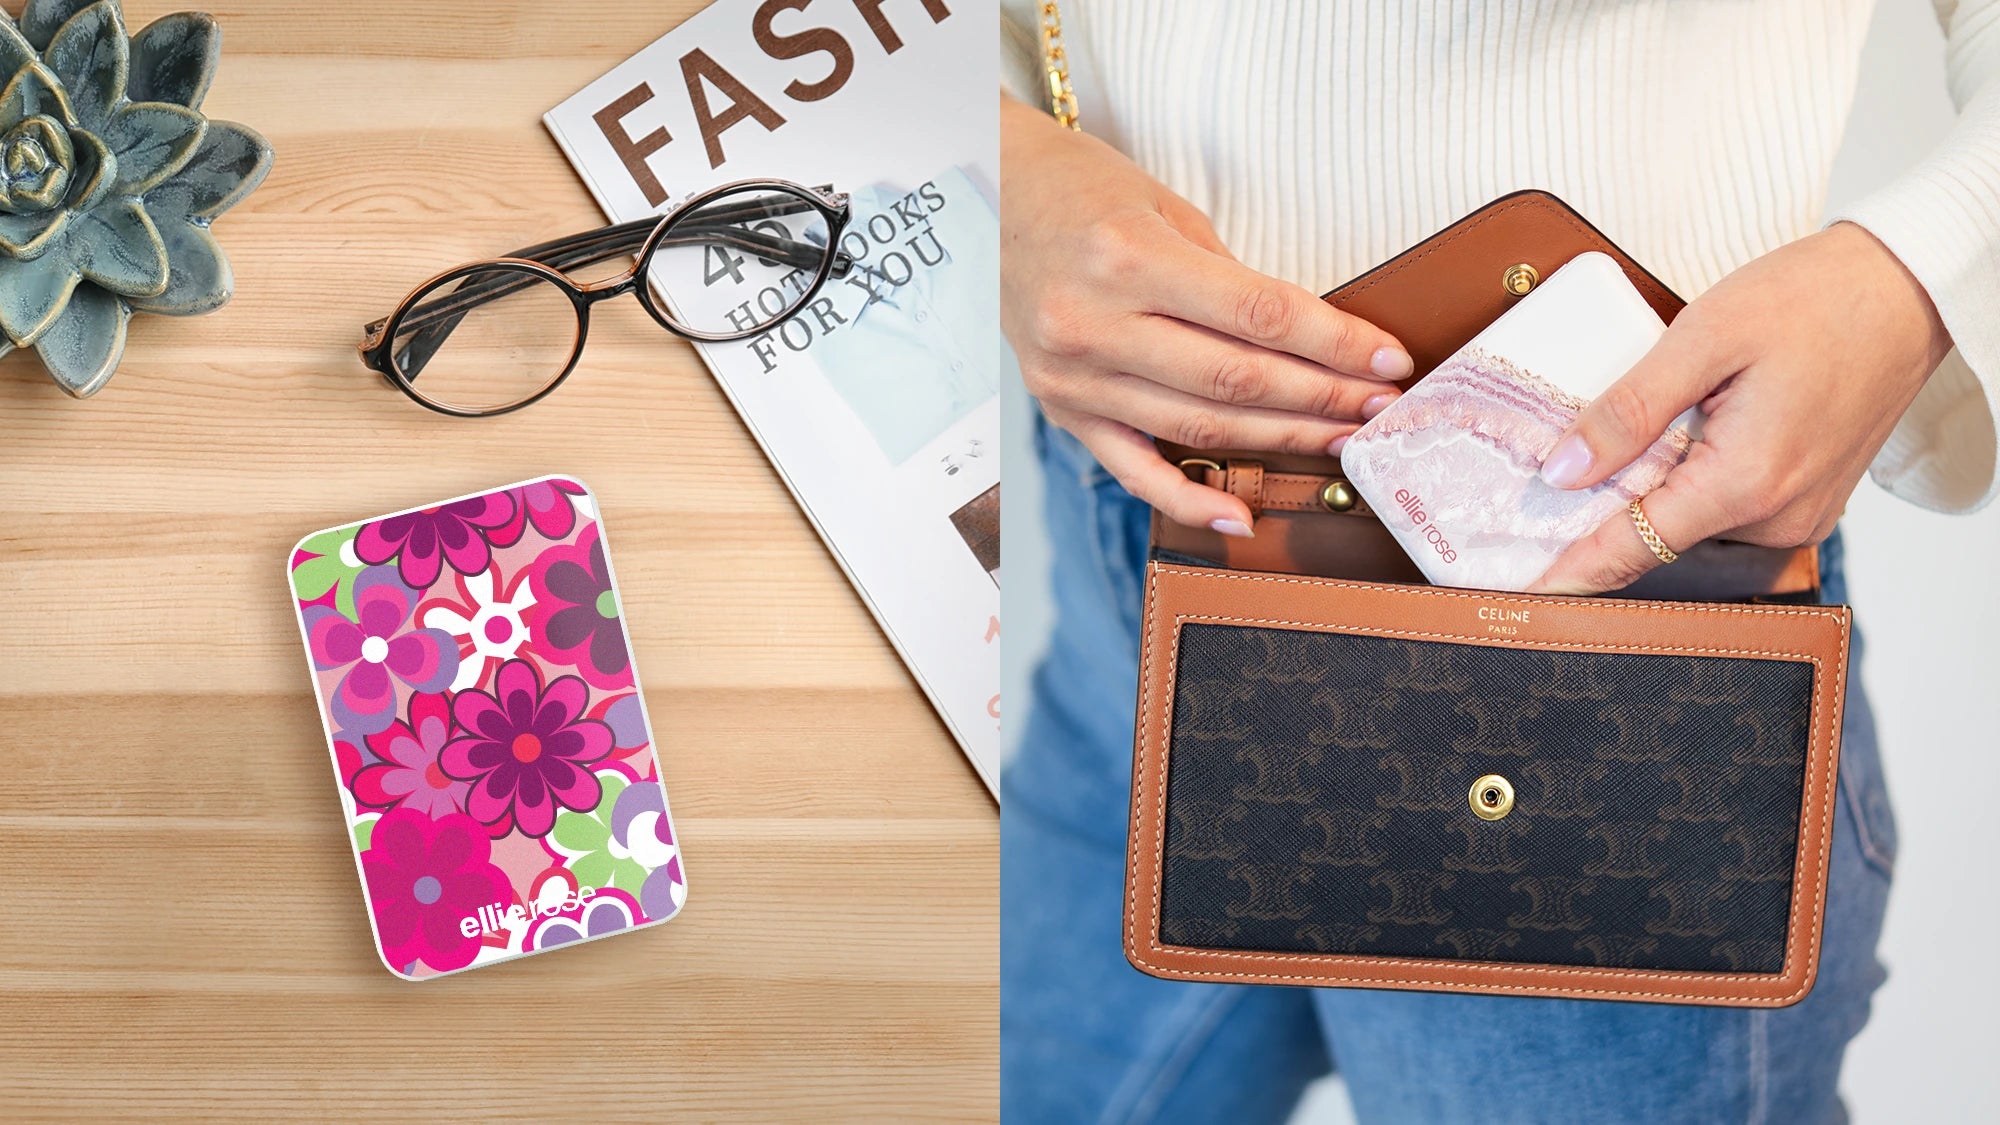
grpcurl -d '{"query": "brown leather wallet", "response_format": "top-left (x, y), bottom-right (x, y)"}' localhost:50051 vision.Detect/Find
top-left (1124, 191), bottom-right (1849, 1007)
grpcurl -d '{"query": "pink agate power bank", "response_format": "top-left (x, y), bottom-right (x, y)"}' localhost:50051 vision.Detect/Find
top-left (1339, 252), bottom-right (1696, 591)
top-left (288, 475), bottom-right (686, 979)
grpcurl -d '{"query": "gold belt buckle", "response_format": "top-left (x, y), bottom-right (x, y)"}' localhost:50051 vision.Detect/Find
top-left (1177, 457), bottom-right (1222, 481)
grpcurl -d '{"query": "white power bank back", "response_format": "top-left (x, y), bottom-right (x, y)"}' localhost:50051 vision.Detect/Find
top-left (1339, 252), bottom-right (1693, 591)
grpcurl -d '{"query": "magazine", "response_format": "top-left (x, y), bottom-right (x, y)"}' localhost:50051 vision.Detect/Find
top-left (544, 1), bottom-right (998, 793)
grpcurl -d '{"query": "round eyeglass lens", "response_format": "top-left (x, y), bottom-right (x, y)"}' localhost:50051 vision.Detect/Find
top-left (642, 186), bottom-right (833, 338)
top-left (389, 265), bottom-right (581, 414)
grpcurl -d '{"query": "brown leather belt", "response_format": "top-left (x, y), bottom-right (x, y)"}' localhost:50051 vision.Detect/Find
top-left (1181, 459), bottom-right (1376, 519)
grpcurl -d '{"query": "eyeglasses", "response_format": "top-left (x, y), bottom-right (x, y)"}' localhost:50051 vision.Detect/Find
top-left (360, 178), bottom-right (853, 417)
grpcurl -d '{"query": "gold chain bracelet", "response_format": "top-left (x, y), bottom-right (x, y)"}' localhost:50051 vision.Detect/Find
top-left (1040, 1), bottom-right (1080, 130)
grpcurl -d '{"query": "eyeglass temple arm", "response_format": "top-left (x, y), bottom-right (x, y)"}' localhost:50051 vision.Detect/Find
top-left (367, 194), bottom-right (851, 378)
top-left (493, 184), bottom-right (840, 261)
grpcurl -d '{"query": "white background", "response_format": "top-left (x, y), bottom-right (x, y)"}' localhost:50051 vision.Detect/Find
top-left (998, 0), bottom-right (2000, 1117)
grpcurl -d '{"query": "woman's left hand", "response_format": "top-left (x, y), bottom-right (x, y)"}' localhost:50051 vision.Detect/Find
top-left (1529, 221), bottom-right (1953, 594)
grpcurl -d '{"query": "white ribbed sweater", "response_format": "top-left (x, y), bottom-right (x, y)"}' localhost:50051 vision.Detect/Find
top-left (1001, 0), bottom-right (2000, 513)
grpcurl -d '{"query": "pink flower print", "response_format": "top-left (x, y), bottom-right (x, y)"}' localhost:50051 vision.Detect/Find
top-left (493, 477), bottom-right (590, 546)
top-left (362, 808), bottom-right (513, 976)
top-left (420, 566), bottom-right (537, 692)
top-left (353, 693), bottom-right (469, 818)
top-left (525, 523), bottom-right (632, 690)
top-left (304, 567), bottom-right (458, 736)
top-left (356, 490), bottom-right (518, 590)
top-left (441, 658), bottom-right (613, 838)
top-left (334, 736), bottom-right (364, 793)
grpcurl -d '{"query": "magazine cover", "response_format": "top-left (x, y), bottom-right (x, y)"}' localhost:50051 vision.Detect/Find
top-left (544, 2), bottom-right (999, 792)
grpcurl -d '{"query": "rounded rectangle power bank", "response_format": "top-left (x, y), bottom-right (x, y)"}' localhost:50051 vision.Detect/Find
top-left (1339, 252), bottom-right (1695, 591)
top-left (287, 475), bottom-right (686, 979)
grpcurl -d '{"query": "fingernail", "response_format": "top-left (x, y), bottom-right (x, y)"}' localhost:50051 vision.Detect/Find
top-left (1370, 347), bottom-right (1414, 380)
top-left (1209, 518), bottom-right (1254, 538)
top-left (1539, 434), bottom-right (1593, 488)
top-left (1362, 393), bottom-right (1397, 420)
top-left (1328, 434), bottom-right (1351, 456)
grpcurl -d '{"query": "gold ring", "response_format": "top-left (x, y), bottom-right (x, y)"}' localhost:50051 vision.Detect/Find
top-left (1628, 499), bottom-right (1679, 564)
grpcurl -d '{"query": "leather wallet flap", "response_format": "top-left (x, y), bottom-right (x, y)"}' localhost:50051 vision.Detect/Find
top-left (1151, 190), bottom-right (1817, 598)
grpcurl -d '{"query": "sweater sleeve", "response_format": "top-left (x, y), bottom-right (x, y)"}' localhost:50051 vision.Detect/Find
top-left (1829, 0), bottom-right (2000, 513)
top-left (1000, 0), bottom-right (1046, 106)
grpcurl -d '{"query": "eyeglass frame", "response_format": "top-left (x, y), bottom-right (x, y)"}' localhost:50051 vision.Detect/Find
top-left (358, 177), bottom-right (854, 418)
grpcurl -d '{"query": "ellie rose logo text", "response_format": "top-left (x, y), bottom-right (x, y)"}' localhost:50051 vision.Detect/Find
top-left (1392, 488), bottom-right (1459, 565)
top-left (460, 886), bottom-right (598, 938)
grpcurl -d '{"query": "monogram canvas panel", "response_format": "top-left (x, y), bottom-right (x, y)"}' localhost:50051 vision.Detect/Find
top-left (1158, 624), bottom-right (1813, 974)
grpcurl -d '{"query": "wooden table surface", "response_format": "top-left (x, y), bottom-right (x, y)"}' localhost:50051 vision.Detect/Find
top-left (0, 2), bottom-right (996, 1119)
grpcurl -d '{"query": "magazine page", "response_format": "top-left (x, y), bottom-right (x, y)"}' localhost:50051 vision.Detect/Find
top-left (544, 1), bottom-right (998, 792)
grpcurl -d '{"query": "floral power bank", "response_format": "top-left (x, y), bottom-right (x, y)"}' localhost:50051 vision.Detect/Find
top-left (288, 476), bottom-right (685, 979)
top-left (1339, 252), bottom-right (1690, 591)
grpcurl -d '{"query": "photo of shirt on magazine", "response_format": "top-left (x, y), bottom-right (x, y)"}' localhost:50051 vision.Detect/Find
top-left (543, 0), bottom-right (1000, 791)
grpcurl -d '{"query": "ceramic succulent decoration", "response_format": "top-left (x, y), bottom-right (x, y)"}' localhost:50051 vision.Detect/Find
top-left (0, 0), bottom-right (271, 396)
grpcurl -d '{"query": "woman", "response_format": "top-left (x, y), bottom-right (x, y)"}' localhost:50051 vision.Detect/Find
top-left (999, 1), bottom-right (1998, 1120)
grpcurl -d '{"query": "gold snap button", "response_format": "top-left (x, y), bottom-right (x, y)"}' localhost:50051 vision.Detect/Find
top-left (1319, 478), bottom-right (1358, 512)
top-left (1469, 774), bottom-right (1515, 820)
top-left (1502, 263), bottom-right (1539, 297)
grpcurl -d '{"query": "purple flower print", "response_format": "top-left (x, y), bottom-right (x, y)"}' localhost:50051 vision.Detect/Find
top-left (526, 888), bottom-right (639, 951)
top-left (526, 524), bottom-right (632, 690)
top-left (441, 658), bottom-right (613, 838)
top-left (603, 694), bottom-right (648, 750)
top-left (353, 693), bottom-right (469, 818)
top-left (362, 808), bottom-right (512, 976)
top-left (610, 779), bottom-right (685, 921)
top-left (304, 567), bottom-right (458, 736)
top-left (356, 490), bottom-right (519, 590)
top-left (594, 692), bottom-right (653, 768)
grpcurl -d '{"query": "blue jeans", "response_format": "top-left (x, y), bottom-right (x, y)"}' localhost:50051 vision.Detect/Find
top-left (1002, 416), bottom-right (1900, 1124)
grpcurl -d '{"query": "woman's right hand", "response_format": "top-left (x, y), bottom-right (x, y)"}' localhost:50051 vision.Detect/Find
top-left (1000, 95), bottom-right (1411, 536)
